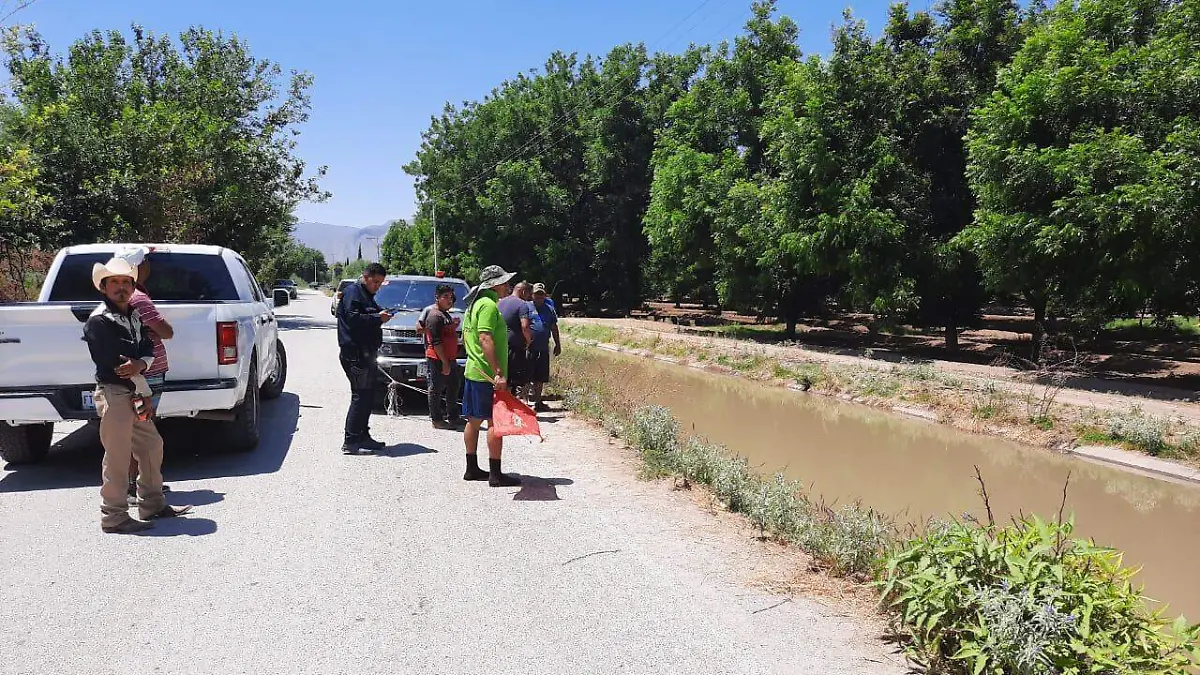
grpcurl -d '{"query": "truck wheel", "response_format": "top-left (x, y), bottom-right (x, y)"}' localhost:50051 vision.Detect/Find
top-left (260, 340), bottom-right (287, 400)
top-left (225, 359), bottom-right (261, 452)
top-left (0, 422), bottom-right (53, 465)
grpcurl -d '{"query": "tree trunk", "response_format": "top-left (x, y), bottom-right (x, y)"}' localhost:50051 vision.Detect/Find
top-left (945, 321), bottom-right (959, 352)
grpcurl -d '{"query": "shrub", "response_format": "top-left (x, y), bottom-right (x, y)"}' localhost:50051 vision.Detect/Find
top-left (1106, 408), bottom-right (1169, 455)
top-left (629, 405), bottom-right (681, 477)
top-left (879, 516), bottom-right (1200, 674)
top-left (849, 368), bottom-right (903, 397)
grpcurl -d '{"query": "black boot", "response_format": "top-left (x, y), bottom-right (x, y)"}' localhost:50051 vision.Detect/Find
top-left (464, 454), bottom-right (489, 481)
top-left (488, 458), bottom-right (521, 487)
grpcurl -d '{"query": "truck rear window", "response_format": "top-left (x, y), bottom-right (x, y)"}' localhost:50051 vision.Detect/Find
top-left (47, 252), bottom-right (240, 302)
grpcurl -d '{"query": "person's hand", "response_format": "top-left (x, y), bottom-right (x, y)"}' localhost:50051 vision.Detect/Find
top-left (553, 343), bottom-right (562, 357)
top-left (115, 357), bottom-right (145, 378)
top-left (493, 374), bottom-right (508, 392)
top-left (441, 361), bottom-right (452, 376)
top-left (378, 310), bottom-right (394, 323)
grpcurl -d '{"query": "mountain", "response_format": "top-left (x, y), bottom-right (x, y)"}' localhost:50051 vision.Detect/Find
top-left (292, 221), bottom-right (392, 264)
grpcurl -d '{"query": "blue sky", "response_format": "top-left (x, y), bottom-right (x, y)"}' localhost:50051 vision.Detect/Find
top-left (12, 0), bottom-right (899, 229)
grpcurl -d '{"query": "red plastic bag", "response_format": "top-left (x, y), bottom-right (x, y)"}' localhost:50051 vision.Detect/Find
top-left (491, 391), bottom-right (543, 440)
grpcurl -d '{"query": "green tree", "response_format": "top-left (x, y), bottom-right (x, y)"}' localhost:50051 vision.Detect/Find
top-left (0, 110), bottom-right (59, 300)
top-left (960, 0), bottom-right (1200, 357)
top-left (406, 41), bottom-right (702, 308)
top-left (379, 217), bottom-right (434, 276)
top-left (1, 24), bottom-right (328, 269)
top-left (645, 0), bottom-right (799, 312)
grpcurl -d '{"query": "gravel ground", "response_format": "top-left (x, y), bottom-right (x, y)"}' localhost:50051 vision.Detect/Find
top-left (0, 292), bottom-right (906, 675)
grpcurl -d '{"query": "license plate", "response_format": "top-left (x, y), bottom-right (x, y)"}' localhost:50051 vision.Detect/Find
top-left (81, 391), bottom-right (96, 411)
top-left (417, 361), bottom-right (428, 377)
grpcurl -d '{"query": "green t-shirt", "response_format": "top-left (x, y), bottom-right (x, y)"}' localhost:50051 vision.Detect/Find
top-left (464, 289), bottom-right (508, 383)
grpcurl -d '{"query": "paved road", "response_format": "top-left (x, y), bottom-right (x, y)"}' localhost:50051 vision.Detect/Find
top-left (0, 292), bottom-right (904, 675)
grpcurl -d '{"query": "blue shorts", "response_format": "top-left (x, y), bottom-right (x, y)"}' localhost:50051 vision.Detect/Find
top-left (145, 374), bottom-right (166, 410)
top-left (462, 379), bottom-right (495, 420)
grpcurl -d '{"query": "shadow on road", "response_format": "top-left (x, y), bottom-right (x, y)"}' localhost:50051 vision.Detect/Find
top-left (139, 517), bottom-right (218, 537)
top-left (374, 443), bottom-right (437, 458)
top-left (166, 489), bottom-right (225, 506)
top-left (277, 315), bottom-right (336, 332)
top-left (160, 392), bottom-right (301, 480)
top-left (513, 475), bottom-right (574, 502)
top-left (0, 392), bottom-right (301, 493)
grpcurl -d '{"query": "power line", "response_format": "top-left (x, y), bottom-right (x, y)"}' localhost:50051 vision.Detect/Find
top-left (0, 0), bottom-right (41, 26)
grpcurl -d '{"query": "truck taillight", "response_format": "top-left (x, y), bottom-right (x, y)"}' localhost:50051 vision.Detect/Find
top-left (217, 321), bottom-right (238, 365)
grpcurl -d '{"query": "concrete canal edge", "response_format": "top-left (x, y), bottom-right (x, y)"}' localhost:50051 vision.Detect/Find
top-left (1070, 445), bottom-right (1200, 486)
top-left (569, 337), bottom-right (1200, 487)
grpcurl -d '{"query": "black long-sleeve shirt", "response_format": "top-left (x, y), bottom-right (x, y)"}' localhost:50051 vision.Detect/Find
top-left (82, 301), bottom-right (155, 390)
top-left (337, 280), bottom-right (384, 358)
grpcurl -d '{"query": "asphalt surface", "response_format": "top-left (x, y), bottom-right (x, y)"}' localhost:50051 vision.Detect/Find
top-left (0, 291), bottom-right (905, 675)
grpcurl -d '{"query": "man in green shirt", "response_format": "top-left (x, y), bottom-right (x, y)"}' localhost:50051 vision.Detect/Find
top-left (461, 265), bottom-right (521, 487)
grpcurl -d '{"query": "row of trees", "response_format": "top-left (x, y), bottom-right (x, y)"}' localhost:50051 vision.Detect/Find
top-left (397, 0), bottom-right (1200, 354)
top-left (0, 24), bottom-right (327, 299)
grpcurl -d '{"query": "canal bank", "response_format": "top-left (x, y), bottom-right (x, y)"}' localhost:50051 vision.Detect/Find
top-left (550, 342), bottom-right (1200, 671)
top-left (562, 320), bottom-right (1200, 476)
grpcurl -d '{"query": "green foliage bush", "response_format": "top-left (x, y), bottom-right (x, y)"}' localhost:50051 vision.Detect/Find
top-left (880, 517), bottom-right (1200, 674)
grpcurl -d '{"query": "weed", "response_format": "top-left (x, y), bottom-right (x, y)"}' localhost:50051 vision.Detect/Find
top-left (1030, 415), bottom-right (1054, 431)
top-left (1106, 407), bottom-right (1169, 455)
top-left (879, 516), bottom-right (1200, 674)
top-left (563, 323), bottom-right (618, 344)
top-left (629, 405), bottom-right (680, 477)
top-left (847, 368), bottom-right (903, 398)
top-left (972, 403), bottom-right (999, 420)
top-left (715, 352), bottom-right (767, 374)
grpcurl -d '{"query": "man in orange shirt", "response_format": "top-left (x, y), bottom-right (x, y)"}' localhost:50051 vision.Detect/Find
top-left (423, 283), bottom-right (463, 430)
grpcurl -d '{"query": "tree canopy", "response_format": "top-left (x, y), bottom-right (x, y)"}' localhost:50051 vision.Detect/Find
top-left (0, 24), bottom-right (327, 298)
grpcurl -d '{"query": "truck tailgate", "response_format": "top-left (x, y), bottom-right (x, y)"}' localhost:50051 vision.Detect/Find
top-left (0, 303), bottom-right (222, 388)
top-left (0, 304), bottom-right (97, 388)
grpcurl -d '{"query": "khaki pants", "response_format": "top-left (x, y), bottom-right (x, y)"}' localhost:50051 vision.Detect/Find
top-left (96, 384), bottom-right (166, 527)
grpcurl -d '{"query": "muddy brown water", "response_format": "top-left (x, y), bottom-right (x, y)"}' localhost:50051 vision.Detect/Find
top-left (573, 348), bottom-right (1200, 621)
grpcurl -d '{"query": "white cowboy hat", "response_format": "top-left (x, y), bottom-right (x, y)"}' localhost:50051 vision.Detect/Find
top-left (92, 257), bottom-right (139, 293)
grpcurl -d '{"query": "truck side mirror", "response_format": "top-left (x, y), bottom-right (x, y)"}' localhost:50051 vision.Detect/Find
top-left (273, 288), bottom-right (290, 307)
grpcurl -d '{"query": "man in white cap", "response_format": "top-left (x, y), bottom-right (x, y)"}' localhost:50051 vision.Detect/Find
top-left (461, 264), bottom-right (521, 487)
top-left (84, 257), bottom-right (191, 533)
top-left (116, 246), bottom-right (174, 501)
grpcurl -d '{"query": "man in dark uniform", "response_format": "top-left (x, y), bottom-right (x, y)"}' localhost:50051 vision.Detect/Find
top-left (336, 262), bottom-right (392, 454)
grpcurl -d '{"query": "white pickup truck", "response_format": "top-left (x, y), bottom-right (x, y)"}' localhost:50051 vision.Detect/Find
top-left (0, 243), bottom-right (288, 464)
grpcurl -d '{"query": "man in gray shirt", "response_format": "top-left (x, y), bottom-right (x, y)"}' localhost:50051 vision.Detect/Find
top-left (497, 281), bottom-right (534, 399)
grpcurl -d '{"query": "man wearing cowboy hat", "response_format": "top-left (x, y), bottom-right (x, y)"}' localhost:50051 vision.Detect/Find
top-left (83, 257), bottom-right (192, 533)
top-left (461, 265), bottom-right (522, 487)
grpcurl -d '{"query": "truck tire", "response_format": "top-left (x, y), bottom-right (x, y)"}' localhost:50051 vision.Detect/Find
top-left (225, 359), bottom-right (261, 452)
top-left (260, 340), bottom-right (287, 400)
top-left (0, 422), bottom-right (53, 465)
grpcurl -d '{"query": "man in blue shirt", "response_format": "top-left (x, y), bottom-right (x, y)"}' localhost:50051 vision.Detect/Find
top-left (336, 263), bottom-right (393, 455)
top-left (527, 283), bottom-right (561, 412)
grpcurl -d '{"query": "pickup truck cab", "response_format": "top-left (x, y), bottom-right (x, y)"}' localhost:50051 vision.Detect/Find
top-left (374, 274), bottom-right (470, 387)
top-left (0, 244), bottom-right (288, 464)
top-left (273, 279), bottom-right (298, 299)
